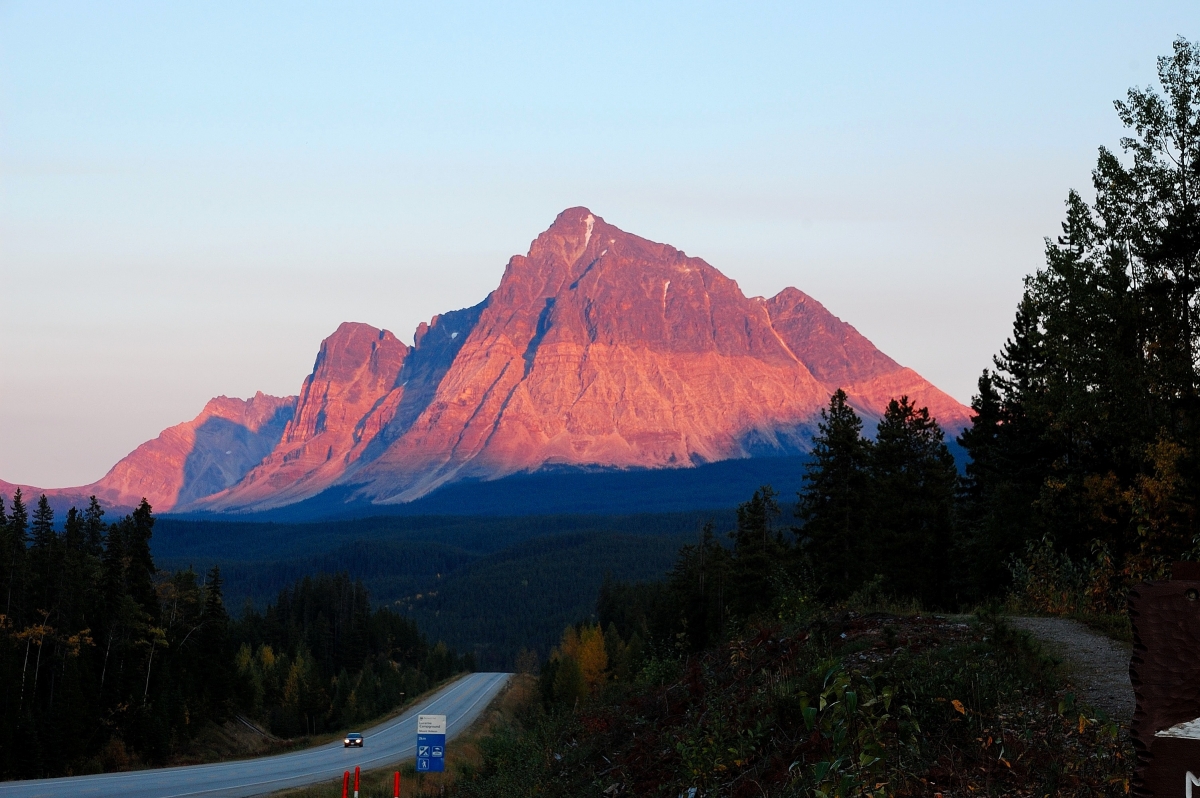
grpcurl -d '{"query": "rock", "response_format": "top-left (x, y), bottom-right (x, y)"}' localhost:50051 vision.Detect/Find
top-left (9, 208), bottom-right (973, 514)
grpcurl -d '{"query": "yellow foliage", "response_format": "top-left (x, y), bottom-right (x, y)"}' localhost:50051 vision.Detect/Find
top-left (576, 625), bottom-right (608, 691)
top-left (554, 624), bottom-right (609, 693)
top-left (258, 644), bottom-right (276, 670)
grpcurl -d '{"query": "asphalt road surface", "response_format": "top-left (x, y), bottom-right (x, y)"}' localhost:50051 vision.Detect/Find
top-left (0, 672), bottom-right (510, 798)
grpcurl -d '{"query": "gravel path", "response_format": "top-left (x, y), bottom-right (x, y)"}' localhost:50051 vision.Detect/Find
top-left (1009, 616), bottom-right (1133, 722)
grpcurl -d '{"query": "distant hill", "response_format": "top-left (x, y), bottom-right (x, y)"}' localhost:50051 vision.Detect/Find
top-left (153, 510), bottom-right (732, 669)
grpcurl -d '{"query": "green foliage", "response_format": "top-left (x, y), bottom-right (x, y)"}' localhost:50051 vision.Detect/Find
top-left (155, 511), bottom-right (717, 669)
top-left (0, 493), bottom-right (238, 777)
top-left (231, 572), bottom-right (470, 737)
top-left (798, 392), bottom-right (959, 607)
top-left (451, 612), bottom-right (1129, 797)
top-left (798, 389), bottom-right (874, 599)
top-left (0, 492), bottom-right (468, 778)
top-left (960, 37), bottom-right (1200, 606)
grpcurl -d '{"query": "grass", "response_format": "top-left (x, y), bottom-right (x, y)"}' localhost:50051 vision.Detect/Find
top-left (1068, 612), bottom-right (1133, 646)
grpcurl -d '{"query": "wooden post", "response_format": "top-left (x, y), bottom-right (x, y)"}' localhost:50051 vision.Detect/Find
top-left (1130, 563), bottom-right (1200, 796)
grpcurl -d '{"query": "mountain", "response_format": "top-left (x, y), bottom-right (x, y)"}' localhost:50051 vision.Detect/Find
top-left (1, 393), bottom-right (295, 515)
top-left (3, 208), bottom-right (971, 516)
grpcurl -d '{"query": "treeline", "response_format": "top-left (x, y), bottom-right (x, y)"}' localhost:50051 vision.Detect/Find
top-left (583, 393), bottom-right (960, 668)
top-left (233, 572), bottom-right (470, 737)
top-left (959, 37), bottom-right (1200, 611)
top-left (575, 39), bottom-right (1200, 633)
top-left (0, 490), bottom-right (469, 779)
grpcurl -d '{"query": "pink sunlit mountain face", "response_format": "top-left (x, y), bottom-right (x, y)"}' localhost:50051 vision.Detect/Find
top-left (1, 392), bottom-right (295, 516)
top-left (4, 208), bottom-right (971, 515)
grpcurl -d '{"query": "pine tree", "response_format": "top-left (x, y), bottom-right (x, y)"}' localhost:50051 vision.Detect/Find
top-left (124, 500), bottom-right (159, 624)
top-left (83, 496), bottom-right (105, 557)
top-left (29, 495), bottom-right (58, 610)
top-left (0, 494), bottom-right (8, 620)
top-left (5, 489), bottom-right (28, 622)
top-left (869, 397), bottom-right (959, 608)
top-left (963, 39), bottom-right (1200, 591)
top-left (197, 566), bottom-right (232, 719)
top-left (797, 390), bottom-right (873, 599)
top-left (726, 486), bottom-right (784, 619)
top-left (666, 522), bottom-right (729, 651)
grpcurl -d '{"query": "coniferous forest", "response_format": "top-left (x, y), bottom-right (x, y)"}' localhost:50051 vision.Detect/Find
top-left (0, 490), bottom-right (470, 779)
top-left (2, 34), bottom-right (1198, 798)
top-left (433, 39), bottom-right (1200, 798)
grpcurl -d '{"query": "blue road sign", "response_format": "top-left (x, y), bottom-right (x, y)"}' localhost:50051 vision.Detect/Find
top-left (416, 733), bottom-right (446, 772)
top-left (416, 714), bottom-right (447, 773)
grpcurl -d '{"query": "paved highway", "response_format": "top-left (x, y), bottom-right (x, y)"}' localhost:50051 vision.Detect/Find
top-left (0, 672), bottom-right (510, 798)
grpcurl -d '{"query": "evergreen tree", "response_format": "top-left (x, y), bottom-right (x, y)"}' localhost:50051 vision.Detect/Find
top-left (963, 38), bottom-right (1200, 590)
top-left (197, 566), bottom-right (232, 719)
top-left (797, 390), bottom-right (873, 598)
top-left (125, 500), bottom-right (159, 624)
top-left (28, 496), bottom-right (58, 611)
top-left (0, 494), bottom-right (8, 620)
top-left (726, 486), bottom-right (784, 619)
top-left (83, 496), bottom-right (105, 557)
top-left (665, 523), bottom-right (730, 651)
top-left (869, 397), bottom-right (959, 608)
top-left (5, 489), bottom-right (28, 622)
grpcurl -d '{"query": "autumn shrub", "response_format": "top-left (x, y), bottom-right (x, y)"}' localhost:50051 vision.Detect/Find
top-left (452, 612), bottom-right (1131, 797)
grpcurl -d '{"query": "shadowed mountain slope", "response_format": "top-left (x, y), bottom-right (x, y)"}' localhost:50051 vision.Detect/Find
top-left (1, 392), bottom-right (295, 515)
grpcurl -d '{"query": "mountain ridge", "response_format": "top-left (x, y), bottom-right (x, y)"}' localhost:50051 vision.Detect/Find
top-left (3, 208), bottom-right (971, 516)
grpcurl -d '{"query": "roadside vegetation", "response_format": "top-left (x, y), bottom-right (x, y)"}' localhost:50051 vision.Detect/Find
top-left (443, 39), bottom-right (1200, 797)
top-left (1, 34), bottom-right (1197, 794)
top-left (0, 493), bottom-right (470, 779)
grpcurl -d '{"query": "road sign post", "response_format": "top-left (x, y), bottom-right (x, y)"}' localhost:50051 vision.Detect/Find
top-left (416, 714), bottom-right (447, 773)
top-left (1131, 562), bottom-right (1200, 796)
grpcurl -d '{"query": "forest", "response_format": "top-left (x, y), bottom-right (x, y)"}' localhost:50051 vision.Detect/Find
top-left (436, 38), bottom-right (1200, 798)
top-left (0, 492), bottom-right (470, 779)
top-left (2, 34), bottom-right (1198, 796)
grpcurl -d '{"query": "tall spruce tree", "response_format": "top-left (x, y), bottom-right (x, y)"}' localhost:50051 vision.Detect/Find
top-left (797, 389), bottom-right (873, 599)
top-left (726, 486), bottom-right (785, 619)
top-left (5, 489), bottom-right (28, 622)
top-left (83, 496), bottom-right (105, 557)
top-left (869, 397), bottom-right (959, 608)
top-left (29, 495), bottom-right (58, 611)
top-left (666, 523), bottom-right (729, 651)
top-left (197, 566), bottom-right (232, 719)
top-left (125, 500), bottom-right (159, 624)
top-left (963, 38), bottom-right (1200, 589)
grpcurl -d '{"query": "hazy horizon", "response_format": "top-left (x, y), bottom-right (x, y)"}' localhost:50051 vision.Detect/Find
top-left (3, 2), bottom-right (1196, 487)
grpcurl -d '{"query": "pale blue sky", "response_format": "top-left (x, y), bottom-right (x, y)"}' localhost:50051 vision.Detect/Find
top-left (1, 2), bottom-right (1196, 486)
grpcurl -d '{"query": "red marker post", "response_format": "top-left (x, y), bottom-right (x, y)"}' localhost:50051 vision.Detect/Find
top-left (394, 770), bottom-right (401, 797)
top-left (342, 771), bottom-right (349, 798)
top-left (354, 765), bottom-right (361, 798)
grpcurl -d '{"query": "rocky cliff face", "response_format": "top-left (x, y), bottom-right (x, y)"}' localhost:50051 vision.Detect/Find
top-left (187, 323), bottom-right (408, 512)
top-left (340, 208), bottom-right (970, 505)
top-left (6, 208), bottom-right (972, 515)
top-left (1, 392), bottom-right (295, 514)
